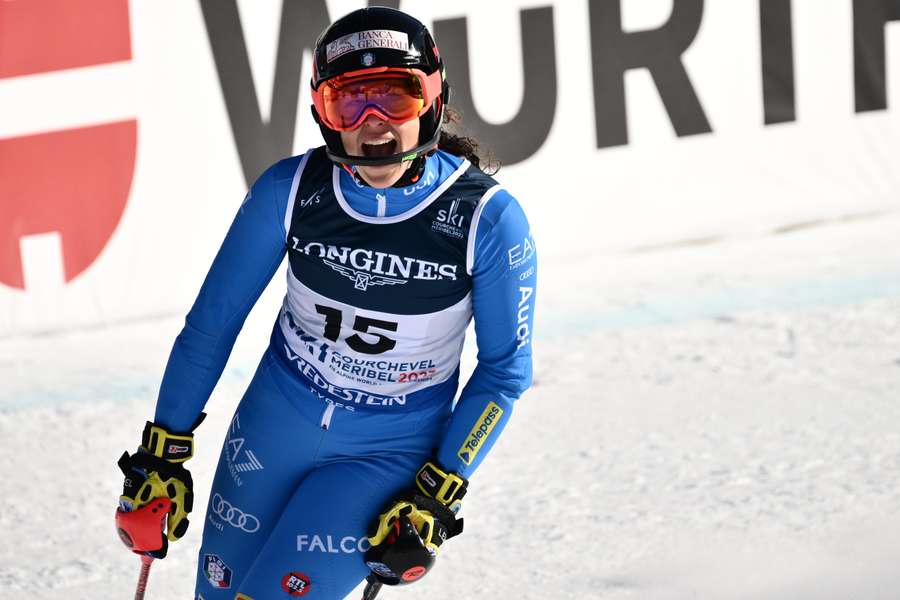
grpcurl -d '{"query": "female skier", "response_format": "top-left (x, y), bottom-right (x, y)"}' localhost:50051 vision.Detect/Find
top-left (117, 7), bottom-right (536, 599)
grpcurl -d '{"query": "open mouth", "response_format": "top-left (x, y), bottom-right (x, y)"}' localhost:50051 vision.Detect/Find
top-left (361, 138), bottom-right (397, 158)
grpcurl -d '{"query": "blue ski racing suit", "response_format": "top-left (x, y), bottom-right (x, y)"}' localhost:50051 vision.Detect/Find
top-left (153, 147), bottom-right (536, 599)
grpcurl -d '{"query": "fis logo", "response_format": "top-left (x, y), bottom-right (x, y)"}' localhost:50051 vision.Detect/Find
top-left (458, 402), bottom-right (504, 465)
top-left (300, 186), bottom-right (324, 208)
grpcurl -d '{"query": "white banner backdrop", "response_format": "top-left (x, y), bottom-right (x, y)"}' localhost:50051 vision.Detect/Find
top-left (1, 0), bottom-right (898, 336)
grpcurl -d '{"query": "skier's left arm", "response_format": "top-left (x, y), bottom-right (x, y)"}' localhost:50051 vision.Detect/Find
top-left (435, 188), bottom-right (536, 478)
top-left (367, 189), bottom-right (535, 564)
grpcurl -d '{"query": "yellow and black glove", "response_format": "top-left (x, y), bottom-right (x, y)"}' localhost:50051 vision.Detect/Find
top-left (117, 415), bottom-right (204, 545)
top-left (364, 462), bottom-right (467, 586)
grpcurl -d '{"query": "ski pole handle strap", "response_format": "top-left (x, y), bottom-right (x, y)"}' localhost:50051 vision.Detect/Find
top-left (415, 462), bottom-right (468, 507)
top-left (141, 422), bottom-right (195, 463)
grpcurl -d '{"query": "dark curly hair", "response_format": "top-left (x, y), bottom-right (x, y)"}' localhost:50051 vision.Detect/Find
top-left (437, 106), bottom-right (500, 175)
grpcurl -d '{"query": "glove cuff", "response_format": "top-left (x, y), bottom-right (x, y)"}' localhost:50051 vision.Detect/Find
top-left (415, 462), bottom-right (468, 509)
top-left (141, 421), bottom-right (196, 463)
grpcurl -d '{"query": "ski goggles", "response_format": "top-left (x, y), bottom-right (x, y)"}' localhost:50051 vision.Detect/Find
top-left (312, 67), bottom-right (443, 131)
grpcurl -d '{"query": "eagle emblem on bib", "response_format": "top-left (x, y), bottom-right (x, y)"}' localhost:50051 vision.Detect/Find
top-left (323, 259), bottom-right (407, 291)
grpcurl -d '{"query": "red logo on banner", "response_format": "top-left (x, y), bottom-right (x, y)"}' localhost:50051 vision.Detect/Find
top-left (0, 0), bottom-right (136, 290)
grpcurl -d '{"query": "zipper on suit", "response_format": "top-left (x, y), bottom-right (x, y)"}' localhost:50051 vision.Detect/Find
top-left (320, 401), bottom-right (335, 430)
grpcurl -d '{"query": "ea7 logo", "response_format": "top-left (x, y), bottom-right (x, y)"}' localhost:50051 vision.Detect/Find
top-left (224, 414), bottom-right (264, 486)
top-left (227, 436), bottom-right (264, 473)
top-left (508, 234), bottom-right (535, 270)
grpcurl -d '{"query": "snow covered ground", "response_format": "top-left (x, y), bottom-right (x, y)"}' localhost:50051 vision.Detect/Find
top-left (2, 211), bottom-right (900, 599)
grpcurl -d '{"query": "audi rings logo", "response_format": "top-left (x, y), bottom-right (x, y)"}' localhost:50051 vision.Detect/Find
top-left (211, 494), bottom-right (260, 533)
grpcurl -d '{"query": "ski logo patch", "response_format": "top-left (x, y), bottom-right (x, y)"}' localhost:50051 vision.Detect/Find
top-left (281, 571), bottom-right (312, 596)
top-left (204, 554), bottom-right (232, 589)
top-left (457, 402), bottom-right (504, 465)
top-left (432, 198), bottom-right (466, 239)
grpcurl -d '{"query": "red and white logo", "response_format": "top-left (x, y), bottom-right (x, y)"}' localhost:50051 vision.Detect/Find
top-left (0, 0), bottom-right (137, 290)
top-left (401, 566), bottom-right (426, 582)
top-left (281, 571), bottom-right (311, 597)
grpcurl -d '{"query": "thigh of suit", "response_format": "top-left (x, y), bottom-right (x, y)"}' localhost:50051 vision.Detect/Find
top-left (235, 455), bottom-right (428, 599)
top-left (193, 352), bottom-right (327, 598)
top-left (195, 348), bottom-right (451, 599)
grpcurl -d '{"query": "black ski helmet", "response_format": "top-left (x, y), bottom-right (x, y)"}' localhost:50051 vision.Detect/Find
top-left (310, 7), bottom-right (450, 167)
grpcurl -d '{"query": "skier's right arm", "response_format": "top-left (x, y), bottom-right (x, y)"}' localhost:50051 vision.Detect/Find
top-left (152, 156), bottom-right (300, 431)
top-left (117, 156), bottom-right (298, 547)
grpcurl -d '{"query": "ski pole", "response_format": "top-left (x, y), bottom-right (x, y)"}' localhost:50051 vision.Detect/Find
top-left (116, 497), bottom-right (172, 600)
top-left (362, 574), bottom-right (383, 599)
top-left (134, 555), bottom-right (154, 600)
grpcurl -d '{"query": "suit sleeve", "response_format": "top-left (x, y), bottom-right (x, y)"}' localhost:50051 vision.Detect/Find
top-left (435, 189), bottom-right (536, 478)
top-left (153, 158), bottom-right (299, 431)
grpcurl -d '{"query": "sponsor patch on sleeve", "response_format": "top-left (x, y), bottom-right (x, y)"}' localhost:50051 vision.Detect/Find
top-left (457, 402), bottom-right (504, 465)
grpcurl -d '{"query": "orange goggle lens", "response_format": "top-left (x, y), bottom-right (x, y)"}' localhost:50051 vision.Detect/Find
top-left (320, 72), bottom-right (427, 131)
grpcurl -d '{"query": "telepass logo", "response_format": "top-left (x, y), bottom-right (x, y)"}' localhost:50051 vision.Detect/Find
top-left (457, 401), bottom-right (504, 465)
